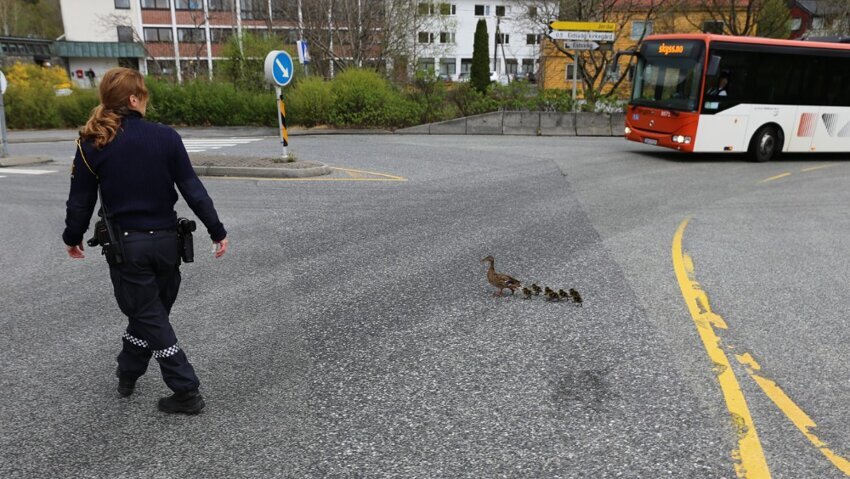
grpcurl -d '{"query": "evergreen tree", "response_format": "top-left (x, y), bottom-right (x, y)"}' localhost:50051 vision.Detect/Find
top-left (471, 19), bottom-right (490, 94)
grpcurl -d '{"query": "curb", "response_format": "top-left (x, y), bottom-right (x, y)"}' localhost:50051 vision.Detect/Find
top-left (7, 128), bottom-right (395, 144)
top-left (0, 155), bottom-right (53, 167)
top-left (192, 162), bottom-right (332, 179)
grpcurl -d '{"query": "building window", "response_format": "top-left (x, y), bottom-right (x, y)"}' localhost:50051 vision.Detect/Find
top-left (702, 21), bottom-right (724, 34)
top-left (439, 59), bottom-right (456, 76)
top-left (474, 5), bottom-right (489, 16)
top-left (460, 58), bottom-right (472, 74)
top-left (143, 27), bottom-right (173, 42)
top-left (241, 0), bottom-right (268, 19)
top-left (812, 17), bottom-right (824, 29)
top-left (495, 5), bottom-right (506, 17)
top-left (439, 3), bottom-right (456, 15)
top-left (418, 58), bottom-right (435, 73)
top-left (418, 2), bottom-right (433, 15)
top-left (790, 17), bottom-right (802, 31)
top-left (521, 58), bottom-right (535, 72)
top-left (631, 20), bottom-right (653, 40)
top-left (528, 6), bottom-right (537, 18)
top-left (418, 32), bottom-right (434, 43)
top-left (209, 28), bottom-right (233, 43)
top-left (496, 33), bottom-right (509, 44)
top-left (114, 0), bottom-right (131, 8)
top-left (117, 26), bottom-right (134, 43)
top-left (177, 28), bottom-right (205, 43)
top-left (439, 32), bottom-right (455, 43)
top-left (141, 0), bottom-right (169, 8)
top-left (505, 59), bottom-right (518, 75)
top-left (208, 0), bottom-right (225, 10)
top-left (175, 0), bottom-right (203, 9)
top-left (566, 63), bottom-right (577, 82)
top-left (526, 33), bottom-right (539, 45)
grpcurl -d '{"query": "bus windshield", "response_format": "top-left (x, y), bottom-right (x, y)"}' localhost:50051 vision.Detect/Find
top-left (631, 40), bottom-right (705, 111)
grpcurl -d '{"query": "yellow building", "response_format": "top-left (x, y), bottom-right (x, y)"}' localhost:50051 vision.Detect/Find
top-left (538, 1), bottom-right (760, 95)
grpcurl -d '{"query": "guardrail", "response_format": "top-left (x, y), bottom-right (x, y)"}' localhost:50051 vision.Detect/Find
top-left (396, 111), bottom-right (627, 137)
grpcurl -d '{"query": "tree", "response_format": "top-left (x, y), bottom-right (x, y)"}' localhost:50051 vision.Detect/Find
top-left (471, 18), bottom-right (490, 93)
top-left (756, 0), bottom-right (791, 38)
top-left (512, 0), bottom-right (675, 103)
top-left (0, 0), bottom-right (61, 38)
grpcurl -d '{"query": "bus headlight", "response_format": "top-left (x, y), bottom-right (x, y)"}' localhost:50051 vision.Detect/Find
top-left (672, 135), bottom-right (692, 144)
top-left (624, 126), bottom-right (632, 135)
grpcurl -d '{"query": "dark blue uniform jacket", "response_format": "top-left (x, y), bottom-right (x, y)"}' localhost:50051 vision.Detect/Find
top-left (62, 111), bottom-right (227, 246)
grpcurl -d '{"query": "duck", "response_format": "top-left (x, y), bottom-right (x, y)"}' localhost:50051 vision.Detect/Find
top-left (481, 256), bottom-right (522, 297)
top-left (530, 284), bottom-right (542, 295)
top-left (569, 288), bottom-right (583, 306)
top-left (546, 291), bottom-right (560, 301)
top-left (521, 287), bottom-right (533, 299)
top-left (558, 289), bottom-right (569, 300)
top-left (544, 286), bottom-right (554, 295)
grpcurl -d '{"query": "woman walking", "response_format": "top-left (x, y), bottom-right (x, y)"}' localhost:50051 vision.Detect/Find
top-left (62, 68), bottom-right (229, 414)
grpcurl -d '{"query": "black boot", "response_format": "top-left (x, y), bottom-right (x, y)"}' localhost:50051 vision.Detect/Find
top-left (158, 390), bottom-right (205, 414)
top-left (116, 368), bottom-right (136, 397)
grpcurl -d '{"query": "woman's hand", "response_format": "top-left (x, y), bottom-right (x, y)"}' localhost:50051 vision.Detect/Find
top-left (213, 238), bottom-right (229, 258)
top-left (66, 243), bottom-right (85, 259)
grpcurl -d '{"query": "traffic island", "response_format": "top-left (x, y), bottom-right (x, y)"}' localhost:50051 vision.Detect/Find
top-left (190, 154), bottom-right (332, 179)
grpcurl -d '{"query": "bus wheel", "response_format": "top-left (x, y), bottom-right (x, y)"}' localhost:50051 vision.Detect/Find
top-left (749, 126), bottom-right (780, 162)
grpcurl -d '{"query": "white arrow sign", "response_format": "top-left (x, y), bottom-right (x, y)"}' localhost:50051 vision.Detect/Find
top-left (549, 30), bottom-right (615, 41)
top-left (275, 58), bottom-right (290, 78)
top-left (566, 40), bottom-right (600, 50)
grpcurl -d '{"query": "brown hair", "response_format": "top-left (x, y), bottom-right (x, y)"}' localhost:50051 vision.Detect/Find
top-left (80, 68), bottom-right (148, 149)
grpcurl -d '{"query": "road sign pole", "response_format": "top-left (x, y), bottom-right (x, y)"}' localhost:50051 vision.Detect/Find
top-left (572, 55), bottom-right (578, 113)
top-left (275, 85), bottom-right (289, 160)
top-left (0, 93), bottom-right (9, 158)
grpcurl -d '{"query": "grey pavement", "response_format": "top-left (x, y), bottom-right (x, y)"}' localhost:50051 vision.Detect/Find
top-left (0, 135), bottom-right (847, 478)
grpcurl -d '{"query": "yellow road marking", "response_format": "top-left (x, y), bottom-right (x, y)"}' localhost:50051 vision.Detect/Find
top-left (329, 167), bottom-right (406, 181)
top-left (758, 172), bottom-right (791, 184)
top-left (673, 218), bottom-right (771, 478)
top-left (801, 164), bottom-right (839, 173)
top-left (736, 353), bottom-right (850, 475)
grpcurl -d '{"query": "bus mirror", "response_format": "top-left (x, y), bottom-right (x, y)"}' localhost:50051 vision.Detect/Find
top-left (708, 55), bottom-right (721, 76)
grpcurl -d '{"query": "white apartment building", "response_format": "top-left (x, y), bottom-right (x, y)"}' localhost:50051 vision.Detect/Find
top-left (413, 1), bottom-right (545, 81)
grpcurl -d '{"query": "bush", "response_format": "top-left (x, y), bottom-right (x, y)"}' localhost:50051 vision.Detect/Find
top-left (55, 89), bottom-right (99, 128)
top-left (328, 69), bottom-right (416, 128)
top-left (532, 89), bottom-right (575, 112)
top-left (3, 62), bottom-right (72, 129)
top-left (145, 78), bottom-right (276, 127)
top-left (447, 83), bottom-right (498, 117)
top-left (287, 77), bottom-right (332, 127)
top-left (490, 81), bottom-right (538, 111)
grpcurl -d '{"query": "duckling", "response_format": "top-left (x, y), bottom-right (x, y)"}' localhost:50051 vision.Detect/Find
top-left (481, 256), bottom-right (522, 297)
top-left (569, 288), bottom-right (583, 306)
top-left (530, 284), bottom-right (542, 296)
top-left (558, 289), bottom-right (569, 300)
top-left (521, 287), bottom-right (533, 299)
top-left (546, 290), bottom-right (560, 302)
top-left (544, 286), bottom-right (554, 296)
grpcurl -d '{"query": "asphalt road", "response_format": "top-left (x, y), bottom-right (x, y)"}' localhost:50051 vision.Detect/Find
top-left (1, 134), bottom-right (847, 478)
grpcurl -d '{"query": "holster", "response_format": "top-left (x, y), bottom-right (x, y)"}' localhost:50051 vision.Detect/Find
top-left (176, 217), bottom-right (196, 263)
top-left (92, 216), bottom-right (124, 265)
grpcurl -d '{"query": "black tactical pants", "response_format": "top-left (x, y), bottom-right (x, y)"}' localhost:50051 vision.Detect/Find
top-left (109, 229), bottom-right (200, 393)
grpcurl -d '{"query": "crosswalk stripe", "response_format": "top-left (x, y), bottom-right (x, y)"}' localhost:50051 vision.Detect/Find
top-left (183, 138), bottom-right (261, 154)
top-left (0, 168), bottom-right (57, 175)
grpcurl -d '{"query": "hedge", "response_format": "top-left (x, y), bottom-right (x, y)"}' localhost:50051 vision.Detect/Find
top-left (1, 63), bottom-right (621, 130)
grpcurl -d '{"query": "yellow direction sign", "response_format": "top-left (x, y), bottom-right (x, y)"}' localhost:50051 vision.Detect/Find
top-left (550, 21), bottom-right (616, 32)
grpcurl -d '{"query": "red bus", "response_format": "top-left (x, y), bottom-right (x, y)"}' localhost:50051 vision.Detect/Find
top-left (625, 34), bottom-right (850, 161)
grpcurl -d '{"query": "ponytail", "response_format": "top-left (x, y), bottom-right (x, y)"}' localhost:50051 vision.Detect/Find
top-left (80, 105), bottom-right (123, 149)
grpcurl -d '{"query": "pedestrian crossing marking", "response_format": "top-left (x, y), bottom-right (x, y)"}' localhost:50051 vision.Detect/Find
top-left (184, 138), bottom-right (261, 153)
top-left (0, 168), bottom-right (57, 175)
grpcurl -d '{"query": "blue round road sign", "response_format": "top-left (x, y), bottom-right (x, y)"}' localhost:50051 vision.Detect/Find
top-left (264, 50), bottom-right (294, 87)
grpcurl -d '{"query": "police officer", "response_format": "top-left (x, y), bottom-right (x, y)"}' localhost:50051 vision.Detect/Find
top-left (63, 68), bottom-right (229, 414)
